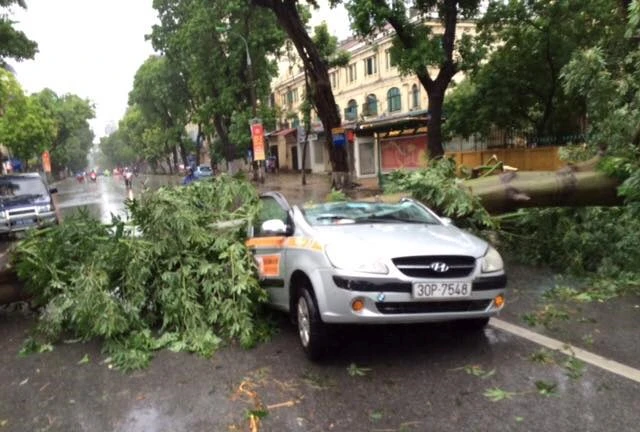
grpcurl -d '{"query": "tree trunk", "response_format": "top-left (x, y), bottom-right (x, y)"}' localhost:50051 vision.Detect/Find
top-left (213, 113), bottom-right (235, 163)
top-left (426, 91), bottom-right (445, 158)
top-left (196, 123), bottom-right (202, 165)
top-left (383, 0), bottom-right (458, 159)
top-left (252, 0), bottom-right (348, 187)
top-left (466, 169), bottom-right (622, 214)
top-left (177, 134), bottom-right (188, 169)
top-left (171, 146), bottom-right (179, 171)
top-left (301, 119), bottom-right (311, 186)
top-left (372, 157), bottom-right (623, 214)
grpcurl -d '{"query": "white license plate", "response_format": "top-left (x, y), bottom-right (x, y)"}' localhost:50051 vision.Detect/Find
top-left (412, 281), bottom-right (471, 299)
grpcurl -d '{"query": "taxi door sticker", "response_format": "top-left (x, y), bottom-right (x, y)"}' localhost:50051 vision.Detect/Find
top-left (257, 254), bottom-right (281, 278)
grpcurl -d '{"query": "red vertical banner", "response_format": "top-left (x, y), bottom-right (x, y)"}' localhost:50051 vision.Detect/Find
top-left (251, 123), bottom-right (266, 161)
top-left (42, 151), bottom-right (52, 173)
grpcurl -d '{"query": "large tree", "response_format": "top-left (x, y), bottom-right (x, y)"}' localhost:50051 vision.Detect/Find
top-left (150, 0), bottom-right (285, 165)
top-left (251, 0), bottom-right (351, 185)
top-left (129, 55), bottom-right (192, 171)
top-left (32, 89), bottom-right (95, 173)
top-left (0, 70), bottom-right (55, 165)
top-left (0, 0), bottom-right (38, 67)
top-left (443, 0), bottom-right (622, 142)
top-left (346, 0), bottom-right (484, 158)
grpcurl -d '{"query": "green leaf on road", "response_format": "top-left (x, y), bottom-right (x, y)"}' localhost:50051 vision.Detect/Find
top-left (369, 409), bottom-right (383, 422)
top-left (78, 354), bottom-right (90, 365)
top-left (535, 380), bottom-right (558, 397)
top-left (347, 363), bottom-right (372, 377)
top-left (463, 364), bottom-right (495, 379)
top-left (564, 357), bottom-right (585, 379)
top-left (483, 387), bottom-right (516, 402)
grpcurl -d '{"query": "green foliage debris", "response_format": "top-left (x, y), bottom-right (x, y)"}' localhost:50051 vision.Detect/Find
top-left (383, 157), bottom-right (496, 231)
top-left (13, 176), bottom-right (267, 371)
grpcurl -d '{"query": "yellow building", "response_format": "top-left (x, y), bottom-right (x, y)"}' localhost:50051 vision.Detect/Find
top-left (269, 20), bottom-right (476, 179)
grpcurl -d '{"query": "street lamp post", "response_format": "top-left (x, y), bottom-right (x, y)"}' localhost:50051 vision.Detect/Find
top-left (217, 27), bottom-right (263, 182)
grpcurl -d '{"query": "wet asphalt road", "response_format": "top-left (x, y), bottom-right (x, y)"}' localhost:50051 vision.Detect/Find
top-left (1, 173), bottom-right (639, 432)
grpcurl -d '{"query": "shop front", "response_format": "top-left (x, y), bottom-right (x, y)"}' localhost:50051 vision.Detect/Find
top-left (353, 109), bottom-right (431, 180)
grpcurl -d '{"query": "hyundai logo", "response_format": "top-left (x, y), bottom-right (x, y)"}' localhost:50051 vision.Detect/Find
top-left (430, 262), bottom-right (449, 273)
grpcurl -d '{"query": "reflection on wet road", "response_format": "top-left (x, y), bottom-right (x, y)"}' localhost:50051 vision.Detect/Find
top-left (52, 172), bottom-right (334, 224)
top-left (53, 174), bottom-right (182, 224)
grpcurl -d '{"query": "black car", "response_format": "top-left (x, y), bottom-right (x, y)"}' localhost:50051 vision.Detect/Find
top-left (0, 173), bottom-right (59, 235)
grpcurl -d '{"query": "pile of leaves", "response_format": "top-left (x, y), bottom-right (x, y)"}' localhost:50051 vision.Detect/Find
top-left (499, 206), bottom-right (640, 298)
top-left (13, 175), bottom-right (268, 370)
top-left (382, 157), bottom-right (497, 232)
top-left (382, 156), bottom-right (640, 298)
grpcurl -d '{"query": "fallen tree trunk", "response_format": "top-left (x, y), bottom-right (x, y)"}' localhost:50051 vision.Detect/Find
top-left (366, 156), bottom-right (624, 214)
top-left (466, 169), bottom-right (623, 214)
top-left (0, 268), bottom-right (28, 305)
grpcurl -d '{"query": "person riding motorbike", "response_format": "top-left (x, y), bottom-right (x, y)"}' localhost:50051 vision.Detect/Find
top-left (89, 170), bottom-right (97, 183)
top-left (124, 169), bottom-right (134, 189)
top-left (182, 167), bottom-right (196, 186)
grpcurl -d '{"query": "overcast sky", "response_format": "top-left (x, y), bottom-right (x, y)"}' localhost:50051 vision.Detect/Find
top-left (9, 0), bottom-right (350, 141)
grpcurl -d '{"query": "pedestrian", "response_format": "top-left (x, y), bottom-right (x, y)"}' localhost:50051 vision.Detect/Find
top-left (182, 167), bottom-right (197, 185)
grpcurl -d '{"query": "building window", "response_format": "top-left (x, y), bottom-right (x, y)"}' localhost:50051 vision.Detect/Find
top-left (387, 87), bottom-right (401, 113)
top-left (348, 64), bottom-right (357, 82)
top-left (364, 55), bottom-right (377, 76)
top-left (385, 49), bottom-right (397, 70)
top-left (364, 94), bottom-right (378, 116)
top-left (292, 115), bottom-right (300, 128)
top-left (411, 84), bottom-right (420, 109)
top-left (286, 88), bottom-right (299, 106)
top-left (344, 99), bottom-right (358, 121)
top-left (330, 71), bottom-right (339, 89)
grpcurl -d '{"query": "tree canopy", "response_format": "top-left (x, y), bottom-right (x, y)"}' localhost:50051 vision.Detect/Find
top-left (149, 0), bottom-right (285, 163)
top-left (346, 0), bottom-right (484, 157)
top-left (443, 0), bottom-right (623, 141)
top-left (0, 0), bottom-right (37, 67)
top-left (0, 72), bottom-right (95, 172)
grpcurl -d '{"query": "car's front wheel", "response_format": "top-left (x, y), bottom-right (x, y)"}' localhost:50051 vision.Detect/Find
top-left (296, 285), bottom-right (328, 361)
top-left (458, 317), bottom-right (490, 330)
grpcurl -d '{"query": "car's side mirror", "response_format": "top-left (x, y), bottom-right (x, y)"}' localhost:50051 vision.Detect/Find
top-left (49, 187), bottom-right (58, 194)
top-left (261, 219), bottom-right (291, 236)
top-left (440, 217), bottom-right (453, 226)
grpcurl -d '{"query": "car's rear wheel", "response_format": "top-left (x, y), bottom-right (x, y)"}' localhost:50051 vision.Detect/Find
top-left (296, 285), bottom-right (328, 361)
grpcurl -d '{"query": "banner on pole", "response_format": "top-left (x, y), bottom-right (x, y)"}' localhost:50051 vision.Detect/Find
top-left (251, 123), bottom-right (266, 161)
top-left (42, 151), bottom-right (52, 173)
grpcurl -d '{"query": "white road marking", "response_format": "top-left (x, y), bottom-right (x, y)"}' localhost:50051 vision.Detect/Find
top-left (490, 318), bottom-right (640, 384)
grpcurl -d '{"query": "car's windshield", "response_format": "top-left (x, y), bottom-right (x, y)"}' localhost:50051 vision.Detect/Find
top-left (0, 177), bottom-right (48, 198)
top-left (301, 201), bottom-right (440, 226)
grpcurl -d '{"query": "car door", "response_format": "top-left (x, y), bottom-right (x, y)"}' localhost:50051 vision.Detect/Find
top-left (245, 193), bottom-right (293, 310)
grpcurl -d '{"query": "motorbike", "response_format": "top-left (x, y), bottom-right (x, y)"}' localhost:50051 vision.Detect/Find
top-left (89, 172), bottom-right (97, 183)
top-left (124, 172), bottom-right (133, 189)
top-left (76, 174), bottom-right (85, 184)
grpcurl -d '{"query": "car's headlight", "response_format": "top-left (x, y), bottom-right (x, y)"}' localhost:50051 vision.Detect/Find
top-left (325, 244), bottom-right (389, 274)
top-left (0, 210), bottom-right (6, 219)
top-left (482, 246), bottom-right (504, 273)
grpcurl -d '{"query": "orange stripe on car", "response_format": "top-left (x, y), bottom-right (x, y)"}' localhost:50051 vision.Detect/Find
top-left (283, 237), bottom-right (324, 252)
top-left (245, 236), bottom-right (286, 248)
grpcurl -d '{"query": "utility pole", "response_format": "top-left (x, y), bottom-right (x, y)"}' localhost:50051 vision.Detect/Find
top-left (237, 32), bottom-right (264, 183)
top-left (216, 26), bottom-right (264, 182)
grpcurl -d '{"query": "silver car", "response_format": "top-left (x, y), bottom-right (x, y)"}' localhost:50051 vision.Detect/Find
top-left (0, 173), bottom-right (58, 236)
top-left (246, 192), bottom-right (507, 360)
